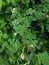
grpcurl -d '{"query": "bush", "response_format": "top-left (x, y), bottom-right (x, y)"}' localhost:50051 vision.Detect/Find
top-left (0, 0), bottom-right (49, 65)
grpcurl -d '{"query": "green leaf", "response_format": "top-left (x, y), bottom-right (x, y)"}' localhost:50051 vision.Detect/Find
top-left (22, 29), bottom-right (38, 48)
top-left (12, 17), bottom-right (30, 35)
top-left (38, 52), bottom-right (49, 65)
top-left (38, 22), bottom-right (44, 33)
top-left (0, 0), bottom-right (3, 10)
top-left (8, 56), bottom-right (16, 64)
top-left (46, 24), bottom-right (49, 32)
top-left (21, 0), bottom-right (29, 5)
top-left (0, 30), bottom-right (2, 38)
top-left (6, 0), bottom-right (11, 4)
top-left (7, 40), bottom-right (22, 55)
top-left (10, 0), bottom-right (16, 6)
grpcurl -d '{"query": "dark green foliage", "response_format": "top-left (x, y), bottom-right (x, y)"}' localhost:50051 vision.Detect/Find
top-left (0, 0), bottom-right (49, 65)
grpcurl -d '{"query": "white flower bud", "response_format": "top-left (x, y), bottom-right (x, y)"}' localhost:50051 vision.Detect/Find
top-left (14, 33), bottom-right (17, 36)
top-left (11, 8), bottom-right (16, 13)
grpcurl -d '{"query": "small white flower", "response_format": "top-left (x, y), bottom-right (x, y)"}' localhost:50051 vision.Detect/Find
top-left (14, 33), bottom-right (17, 36)
top-left (46, 15), bottom-right (49, 17)
top-left (11, 8), bottom-right (16, 13)
top-left (30, 44), bottom-right (33, 48)
top-left (13, 8), bottom-right (16, 11)
top-left (20, 52), bottom-right (25, 60)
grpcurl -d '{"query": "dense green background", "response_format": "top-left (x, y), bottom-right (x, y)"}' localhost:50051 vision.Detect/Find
top-left (0, 0), bottom-right (49, 65)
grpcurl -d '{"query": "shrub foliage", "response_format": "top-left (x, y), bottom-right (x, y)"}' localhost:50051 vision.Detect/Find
top-left (0, 0), bottom-right (49, 65)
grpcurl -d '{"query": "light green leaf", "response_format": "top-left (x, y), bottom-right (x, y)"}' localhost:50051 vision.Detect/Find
top-left (38, 52), bottom-right (49, 65)
top-left (0, 0), bottom-right (3, 10)
top-left (12, 17), bottom-right (30, 35)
